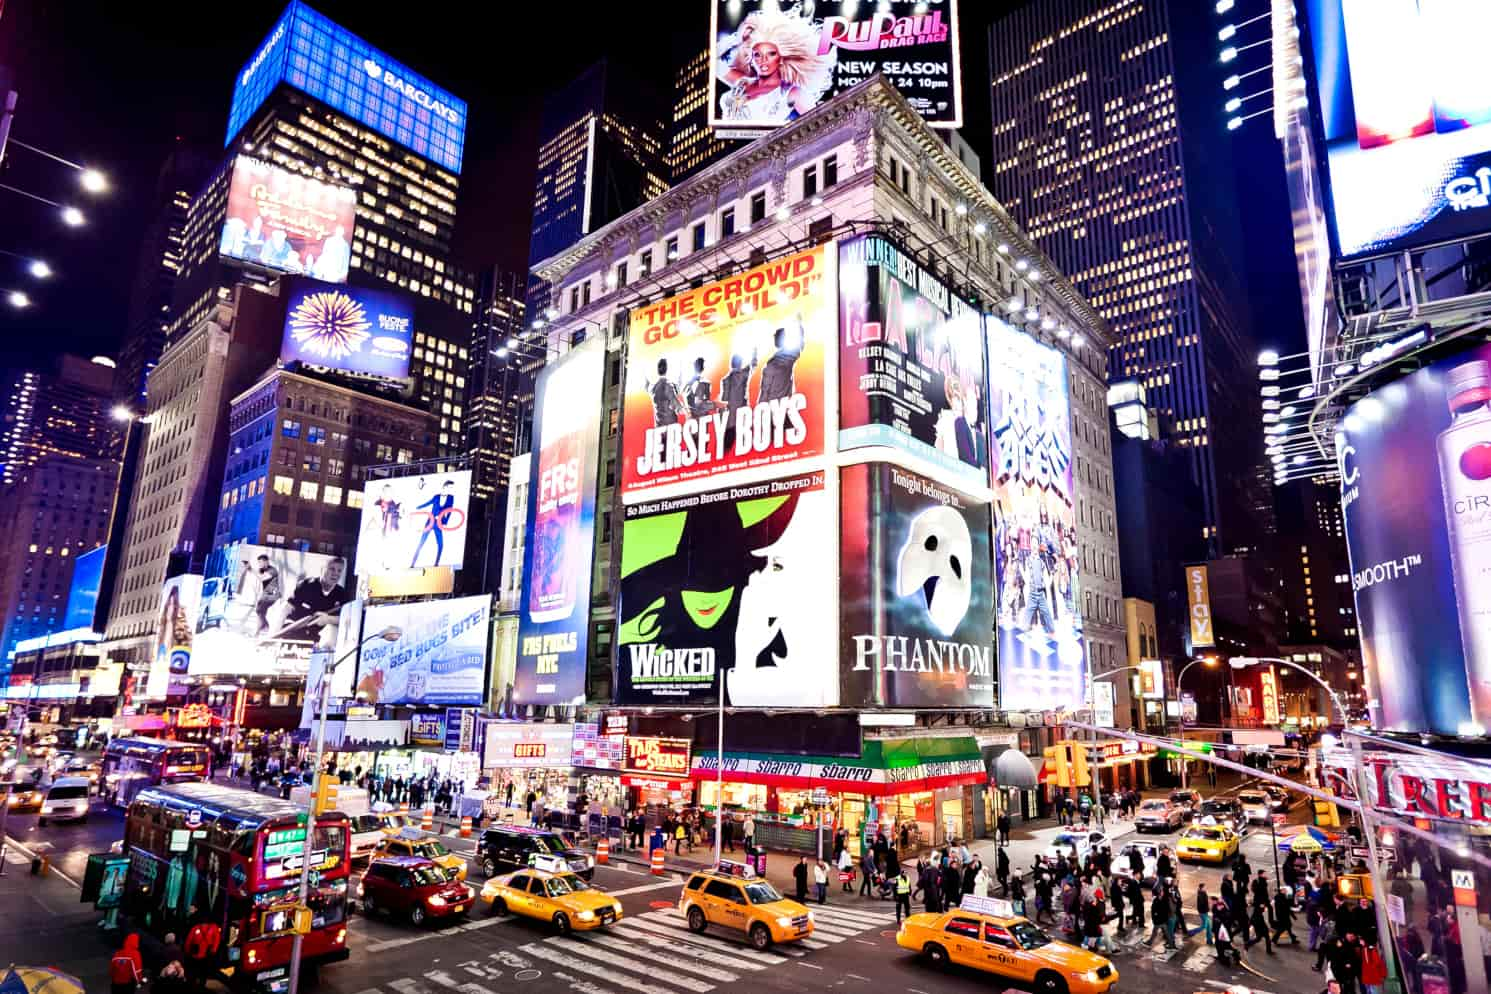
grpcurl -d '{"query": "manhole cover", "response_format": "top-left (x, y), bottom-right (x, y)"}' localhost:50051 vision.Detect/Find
top-left (514, 970), bottom-right (541, 982)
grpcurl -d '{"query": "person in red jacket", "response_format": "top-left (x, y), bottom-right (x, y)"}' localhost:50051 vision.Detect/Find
top-left (109, 933), bottom-right (144, 994)
top-left (1360, 942), bottom-right (1388, 994)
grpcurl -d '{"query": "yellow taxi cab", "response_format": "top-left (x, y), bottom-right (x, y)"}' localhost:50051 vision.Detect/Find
top-left (373, 828), bottom-right (468, 881)
top-left (481, 867), bottom-right (622, 934)
top-left (1176, 824), bottom-right (1240, 864)
top-left (679, 861), bottom-right (814, 951)
top-left (897, 896), bottom-right (1118, 994)
top-left (375, 811), bottom-right (412, 835)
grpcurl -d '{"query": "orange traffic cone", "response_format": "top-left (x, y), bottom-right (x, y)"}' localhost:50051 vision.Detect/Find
top-left (650, 847), bottom-right (665, 875)
top-left (421, 808), bottom-right (434, 832)
top-left (460, 816), bottom-right (473, 838)
top-left (596, 837), bottom-right (609, 865)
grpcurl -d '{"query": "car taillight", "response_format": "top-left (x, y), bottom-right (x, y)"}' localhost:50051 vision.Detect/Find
top-left (335, 928), bottom-right (346, 944)
top-left (247, 949), bottom-right (258, 966)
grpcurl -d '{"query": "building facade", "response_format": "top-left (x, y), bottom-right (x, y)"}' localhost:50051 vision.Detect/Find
top-left (0, 355), bottom-right (117, 485)
top-left (986, 0), bottom-right (1268, 556)
top-left (669, 48), bottom-right (732, 182)
top-left (210, 368), bottom-right (441, 560)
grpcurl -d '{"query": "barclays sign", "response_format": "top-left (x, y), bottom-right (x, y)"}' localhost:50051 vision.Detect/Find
top-left (363, 60), bottom-right (461, 125)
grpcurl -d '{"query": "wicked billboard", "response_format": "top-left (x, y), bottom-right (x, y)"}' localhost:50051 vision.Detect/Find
top-left (615, 469), bottom-right (836, 707)
top-left (840, 462), bottom-right (994, 708)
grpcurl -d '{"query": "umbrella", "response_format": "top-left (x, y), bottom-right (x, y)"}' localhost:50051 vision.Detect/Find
top-left (1276, 824), bottom-right (1340, 851)
top-left (0, 966), bottom-right (85, 994)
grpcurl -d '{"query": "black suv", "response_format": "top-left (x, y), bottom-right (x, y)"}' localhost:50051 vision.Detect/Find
top-left (476, 825), bottom-right (594, 880)
top-left (1197, 798), bottom-right (1246, 833)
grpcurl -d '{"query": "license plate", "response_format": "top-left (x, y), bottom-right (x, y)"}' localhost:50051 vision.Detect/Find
top-left (601, 912), bottom-right (615, 924)
top-left (796, 927), bottom-right (809, 936)
top-left (453, 904), bottom-right (466, 913)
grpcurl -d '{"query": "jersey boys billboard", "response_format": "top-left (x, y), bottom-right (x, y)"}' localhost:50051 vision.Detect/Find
top-left (709, 1), bottom-right (962, 132)
top-left (839, 233), bottom-right (987, 489)
top-left (615, 470), bottom-right (835, 708)
top-left (622, 245), bottom-right (831, 499)
top-left (987, 319), bottom-right (1085, 712)
top-left (515, 339), bottom-right (606, 707)
top-left (840, 462), bottom-right (993, 708)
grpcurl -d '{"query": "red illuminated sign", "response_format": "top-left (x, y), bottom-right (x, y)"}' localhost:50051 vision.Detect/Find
top-left (623, 737), bottom-right (691, 777)
top-left (513, 742), bottom-right (548, 760)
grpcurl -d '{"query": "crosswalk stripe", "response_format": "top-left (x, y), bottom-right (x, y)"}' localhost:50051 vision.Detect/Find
top-left (521, 942), bottom-right (706, 994)
top-left (632, 911), bottom-right (808, 957)
top-left (538, 936), bottom-right (714, 992)
top-left (810, 906), bottom-right (896, 926)
top-left (580, 931), bottom-right (744, 982)
top-left (798, 936), bottom-right (830, 950)
top-left (605, 922), bottom-right (770, 970)
top-left (802, 920), bottom-right (860, 939)
top-left (619, 914), bottom-right (793, 963)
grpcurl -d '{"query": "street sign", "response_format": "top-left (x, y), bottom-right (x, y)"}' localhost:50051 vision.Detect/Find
top-left (1387, 894), bottom-right (1405, 926)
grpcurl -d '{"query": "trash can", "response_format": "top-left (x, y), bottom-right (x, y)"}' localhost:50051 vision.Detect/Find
top-left (752, 850), bottom-right (767, 877)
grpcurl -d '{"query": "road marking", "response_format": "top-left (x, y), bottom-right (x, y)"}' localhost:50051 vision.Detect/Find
top-left (617, 915), bottom-right (791, 964)
top-left (539, 936), bottom-right (714, 992)
top-left (596, 928), bottom-right (765, 971)
top-left (521, 942), bottom-right (706, 993)
top-left (423, 968), bottom-right (499, 994)
top-left (803, 920), bottom-right (860, 939)
top-left (607, 879), bottom-right (684, 897)
top-left (845, 973), bottom-right (871, 981)
top-left (578, 932), bottom-right (743, 982)
top-left (855, 939), bottom-right (876, 946)
top-left (2, 836), bottom-right (80, 888)
top-left (797, 962), bottom-right (823, 970)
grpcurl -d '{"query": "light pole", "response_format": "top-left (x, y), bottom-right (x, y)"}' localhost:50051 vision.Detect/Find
top-left (713, 693), bottom-right (725, 865)
top-left (1173, 656), bottom-right (1219, 790)
top-left (286, 625), bottom-right (400, 994)
top-left (1231, 655), bottom-right (1401, 994)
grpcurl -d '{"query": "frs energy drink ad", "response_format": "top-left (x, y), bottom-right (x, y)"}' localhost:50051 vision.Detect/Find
top-left (620, 244), bottom-right (832, 500)
top-left (515, 339), bottom-right (606, 707)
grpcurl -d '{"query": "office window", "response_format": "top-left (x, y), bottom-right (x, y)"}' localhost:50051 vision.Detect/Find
top-left (299, 481), bottom-right (319, 501)
top-left (273, 475), bottom-right (292, 495)
top-left (640, 249), bottom-right (653, 276)
top-left (823, 154), bottom-right (837, 187)
top-left (749, 191), bottom-right (766, 224)
top-left (666, 235), bottom-right (679, 260)
top-left (307, 425), bottom-right (326, 445)
top-left (720, 207), bottom-right (736, 238)
top-left (616, 261), bottom-right (628, 287)
top-left (303, 453), bottom-right (321, 474)
top-left (803, 164), bottom-right (818, 198)
top-left (323, 485), bottom-right (343, 506)
top-left (692, 222), bottom-right (706, 252)
top-left (281, 419), bottom-right (301, 439)
top-left (347, 490), bottom-right (364, 509)
top-left (581, 280), bottom-right (591, 306)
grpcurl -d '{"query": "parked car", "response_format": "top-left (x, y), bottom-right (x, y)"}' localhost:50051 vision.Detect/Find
top-left (1237, 791), bottom-right (1272, 824)
top-left (1043, 828), bottom-right (1111, 865)
top-left (358, 856), bottom-right (474, 925)
top-left (1134, 799), bottom-right (1185, 833)
top-left (38, 775), bottom-right (91, 825)
top-left (476, 825), bottom-right (593, 880)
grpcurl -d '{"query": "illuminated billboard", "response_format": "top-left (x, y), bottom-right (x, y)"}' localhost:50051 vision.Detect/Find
top-left (63, 545), bottom-right (106, 631)
top-left (1306, 0), bottom-right (1491, 258)
top-left (282, 278), bottom-right (414, 379)
top-left (616, 470), bottom-right (835, 708)
top-left (839, 233), bottom-right (986, 489)
top-left (145, 575), bottom-right (202, 700)
top-left (228, 1), bottom-right (467, 173)
top-left (987, 318), bottom-right (1085, 712)
top-left (514, 340), bottom-right (606, 707)
top-left (1337, 343), bottom-right (1491, 735)
top-left (622, 244), bottom-right (832, 499)
top-left (220, 156), bottom-right (356, 281)
top-left (840, 462), bottom-right (994, 708)
top-left (709, 1), bottom-right (962, 132)
top-left (192, 543), bottom-right (353, 677)
top-left (357, 595), bottom-right (491, 707)
top-left (355, 470), bottom-right (472, 574)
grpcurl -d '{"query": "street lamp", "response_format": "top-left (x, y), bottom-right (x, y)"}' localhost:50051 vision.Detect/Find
top-left (1231, 655), bottom-right (1400, 994)
top-left (79, 168), bottom-right (109, 194)
top-left (6, 290), bottom-right (29, 309)
top-left (1173, 655), bottom-right (1219, 790)
top-left (60, 206), bottom-right (85, 227)
top-left (287, 625), bottom-right (401, 994)
top-left (27, 260), bottom-right (50, 279)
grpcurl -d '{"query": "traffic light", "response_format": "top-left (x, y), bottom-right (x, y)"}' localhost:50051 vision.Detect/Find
top-left (311, 774), bottom-right (338, 816)
top-left (1043, 745), bottom-right (1070, 788)
top-left (1337, 874), bottom-right (1373, 900)
top-left (1071, 742), bottom-right (1091, 788)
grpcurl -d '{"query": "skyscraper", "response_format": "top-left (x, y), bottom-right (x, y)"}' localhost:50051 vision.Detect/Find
top-left (0, 355), bottom-right (118, 484)
top-left (987, 0), bottom-right (1267, 554)
top-left (668, 48), bottom-right (731, 182)
top-left (464, 267), bottom-right (527, 592)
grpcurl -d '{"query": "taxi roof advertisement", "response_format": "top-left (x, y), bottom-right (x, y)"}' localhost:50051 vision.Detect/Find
top-left (621, 244), bottom-right (833, 501)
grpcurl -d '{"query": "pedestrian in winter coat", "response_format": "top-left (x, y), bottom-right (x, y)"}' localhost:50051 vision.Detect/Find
top-left (886, 845), bottom-right (901, 879)
top-left (1150, 889), bottom-right (1175, 948)
top-left (1248, 899), bottom-right (1274, 954)
top-left (917, 861), bottom-right (941, 914)
top-left (941, 862), bottom-right (963, 909)
top-left (962, 859), bottom-right (978, 897)
top-left (1214, 916), bottom-right (1237, 966)
top-left (1360, 943), bottom-right (1387, 994)
top-left (1110, 879), bottom-right (1126, 931)
top-left (109, 934), bottom-right (145, 994)
top-left (813, 860), bottom-right (828, 904)
top-left (1082, 897), bottom-right (1109, 952)
top-left (1155, 848), bottom-right (1174, 882)
top-left (972, 866), bottom-right (991, 898)
top-left (1197, 884), bottom-right (1213, 944)
top-left (861, 850), bottom-right (878, 898)
top-left (1128, 845), bottom-right (1146, 878)
top-left (837, 847), bottom-right (855, 892)
top-left (1251, 869), bottom-right (1271, 908)
top-left (1233, 855), bottom-right (1251, 889)
top-left (1273, 888), bottom-right (1299, 944)
top-left (1323, 932), bottom-right (1366, 994)
top-left (793, 857), bottom-right (809, 903)
top-left (996, 846), bottom-right (1011, 895)
top-left (1125, 876), bottom-right (1145, 929)
top-left (996, 811), bottom-right (1011, 846)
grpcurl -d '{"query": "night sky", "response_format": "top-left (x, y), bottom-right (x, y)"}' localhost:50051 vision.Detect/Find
top-left (0, 1), bottom-right (1299, 374)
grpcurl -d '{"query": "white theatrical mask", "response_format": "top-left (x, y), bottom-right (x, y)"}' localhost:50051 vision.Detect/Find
top-left (895, 505), bottom-right (973, 637)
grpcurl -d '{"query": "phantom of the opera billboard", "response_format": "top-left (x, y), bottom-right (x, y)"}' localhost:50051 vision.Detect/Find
top-left (839, 233), bottom-right (987, 489)
top-left (615, 470), bottom-right (835, 708)
top-left (987, 318), bottom-right (1085, 712)
top-left (709, 1), bottom-right (962, 132)
top-left (840, 462), bottom-right (994, 708)
top-left (621, 245), bottom-right (832, 500)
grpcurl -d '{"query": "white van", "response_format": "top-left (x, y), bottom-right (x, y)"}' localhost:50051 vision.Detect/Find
top-left (39, 776), bottom-right (92, 825)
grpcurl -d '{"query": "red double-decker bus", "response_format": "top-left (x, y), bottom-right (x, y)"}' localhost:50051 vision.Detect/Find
top-left (122, 782), bottom-right (350, 991)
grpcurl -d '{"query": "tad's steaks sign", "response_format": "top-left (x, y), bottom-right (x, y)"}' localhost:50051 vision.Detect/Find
top-left (624, 736), bottom-right (691, 777)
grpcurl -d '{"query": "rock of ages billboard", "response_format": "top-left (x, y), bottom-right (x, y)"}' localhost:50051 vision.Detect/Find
top-left (839, 233), bottom-right (987, 490)
top-left (840, 462), bottom-right (994, 708)
top-left (615, 470), bottom-right (836, 707)
top-left (622, 245), bottom-right (831, 500)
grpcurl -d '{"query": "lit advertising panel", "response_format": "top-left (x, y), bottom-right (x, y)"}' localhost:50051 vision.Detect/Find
top-left (490, 615), bottom-right (520, 718)
top-left (483, 723), bottom-right (575, 769)
top-left (615, 469), bottom-right (835, 707)
top-left (355, 470), bottom-right (473, 574)
top-left (1138, 659), bottom-right (1165, 700)
top-left (840, 462), bottom-right (994, 708)
top-left (839, 234), bottom-right (987, 490)
top-left (357, 595), bottom-right (491, 706)
top-left (146, 575), bottom-right (203, 700)
top-left (623, 737), bottom-right (692, 778)
top-left (1306, 0), bottom-right (1491, 258)
top-left (63, 545), bottom-right (106, 631)
top-left (192, 543), bottom-right (353, 676)
top-left (709, 1), bottom-right (962, 132)
top-left (227, 1), bottom-right (467, 173)
top-left (621, 245), bottom-right (832, 500)
top-left (987, 318), bottom-right (1084, 712)
top-left (514, 340), bottom-right (606, 707)
top-left (220, 156), bottom-right (356, 281)
top-left (1185, 564), bottom-right (1215, 649)
top-left (282, 278), bottom-right (414, 379)
top-left (1337, 343), bottom-right (1491, 735)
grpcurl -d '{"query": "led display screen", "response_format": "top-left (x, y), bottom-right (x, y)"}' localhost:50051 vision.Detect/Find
top-left (1307, 0), bottom-right (1491, 258)
top-left (227, 1), bottom-right (466, 173)
top-left (281, 278), bottom-right (414, 379)
top-left (221, 156), bottom-right (356, 281)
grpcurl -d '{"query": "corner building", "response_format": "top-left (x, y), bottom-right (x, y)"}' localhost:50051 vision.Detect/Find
top-left (517, 77), bottom-right (1128, 844)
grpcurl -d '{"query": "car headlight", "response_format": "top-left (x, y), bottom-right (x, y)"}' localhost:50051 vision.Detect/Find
top-left (577, 910), bottom-right (596, 922)
top-left (776, 916), bottom-right (794, 928)
top-left (806, 910), bottom-right (814, 923)
top-left (427, 895), bottom-right (447, 908)
top-left (587, 855), bottom-right (595, 868)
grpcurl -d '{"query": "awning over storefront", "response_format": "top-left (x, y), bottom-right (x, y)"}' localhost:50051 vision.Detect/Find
top-left (124, 714), bottom-right (168, 732)
top-left (690, 736), bottom-right (985, 797)
top-left (307, 719), bottom-right (409, 751)
top-left (991, 749), bottom-right (1040, 790)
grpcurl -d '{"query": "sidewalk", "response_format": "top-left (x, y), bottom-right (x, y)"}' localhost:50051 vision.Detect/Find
top-left (0, 835), bottom-right (113, 991)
